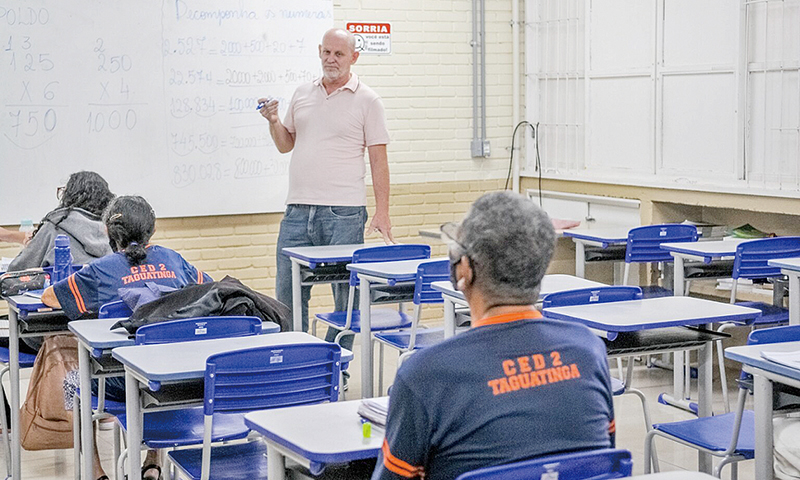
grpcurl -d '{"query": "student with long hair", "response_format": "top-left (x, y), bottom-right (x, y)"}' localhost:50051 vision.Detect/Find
top-left (42, 195), bottom-right (211, 480)
top-left (8, 171), bottom-right (115, 272)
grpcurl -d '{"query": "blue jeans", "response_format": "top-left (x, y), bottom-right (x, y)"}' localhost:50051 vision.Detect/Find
top-left (276, 204), bottom-right (367, 352)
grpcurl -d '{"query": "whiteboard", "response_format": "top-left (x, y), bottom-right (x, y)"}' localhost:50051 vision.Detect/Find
top-left (0, 0), bottom-right (333, 225)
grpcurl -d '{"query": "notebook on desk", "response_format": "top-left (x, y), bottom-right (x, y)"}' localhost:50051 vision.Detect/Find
top-left (358, 397), bottom-right (389, 427)
top-left (761, 350), bottom-right (800, 370)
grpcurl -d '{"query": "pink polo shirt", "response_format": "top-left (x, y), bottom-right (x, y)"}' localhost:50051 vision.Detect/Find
top-left (283, 73), bottom-right (390, 206)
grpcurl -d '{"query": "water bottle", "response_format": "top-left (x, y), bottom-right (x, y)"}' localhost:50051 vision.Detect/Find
top-left (19, 219), bottom-right (34, 234)
top-left (53, 234), bottom-right (72, 283)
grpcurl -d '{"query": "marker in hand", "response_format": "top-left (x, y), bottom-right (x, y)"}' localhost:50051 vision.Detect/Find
top-left (257, 96), bottom-right (275, 110)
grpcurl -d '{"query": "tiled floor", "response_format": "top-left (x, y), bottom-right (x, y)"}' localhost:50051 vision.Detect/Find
top-left (4, 335), bottom-right (756, 480)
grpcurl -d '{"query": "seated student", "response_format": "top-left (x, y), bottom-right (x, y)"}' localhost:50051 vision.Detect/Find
top-left (0, 172), bottom-right (116, 431)
top-left (372, 191), bottom-right (615, 480)
top-left (42, 195), bottom-right (212, 480)
top-left (8, 171), bottom-right (115, 272)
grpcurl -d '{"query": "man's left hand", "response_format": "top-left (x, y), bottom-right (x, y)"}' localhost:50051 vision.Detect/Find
top-left (367, 211), bottom-right (395, 245)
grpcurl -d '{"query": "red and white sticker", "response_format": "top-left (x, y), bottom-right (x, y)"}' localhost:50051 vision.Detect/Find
top-left (347, 23), bottom-right (391, 55)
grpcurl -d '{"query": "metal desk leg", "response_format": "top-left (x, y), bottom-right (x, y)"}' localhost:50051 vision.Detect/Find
top-left (672, 255), bottom-right (686, 403)
top-left (656, 254), bottom-right (692, 413)
top-left (125, 370), bottom-right (143, 480)
top-left (574, 240), bottom-right (586, 278)
top-left (359, 276), bottom-right (373, 398)
top-left (673, 351), bottom-right (685, 399)
top-left (754, 374), bottom-right (774, 480)
top-left (79, 344), bottom-right (94, 480)
top-left (673, 255), bottom-right (685, 297)
top-left (8, 308), bottom-right (21, 480)
top-left (697, 336), bottom-right (713, 474)
top-left (267, 443), bottom-right (286, 480)
top-left (789, 272), bottom-right (800, 326)
top-left (443, 298), bottom-right (455, 339)
top-left (291, 260), bottom-right (303, 332)
top-left (359, 276), bottom-right (373, 399)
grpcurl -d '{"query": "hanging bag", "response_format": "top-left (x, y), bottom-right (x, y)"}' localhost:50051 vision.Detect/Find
top-left (19, 334), bottom-right (78, 450)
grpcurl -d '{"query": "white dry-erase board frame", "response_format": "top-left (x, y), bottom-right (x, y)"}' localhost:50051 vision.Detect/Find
top-left (0, 0), bottom-right (333, 225)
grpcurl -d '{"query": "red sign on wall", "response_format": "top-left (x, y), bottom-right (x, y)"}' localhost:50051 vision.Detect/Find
top-left (346, 23), bottom-right (392, 55)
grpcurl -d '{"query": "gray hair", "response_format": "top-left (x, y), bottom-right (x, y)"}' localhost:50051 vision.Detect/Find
top-left (453, 191), bottom-right (556, 304)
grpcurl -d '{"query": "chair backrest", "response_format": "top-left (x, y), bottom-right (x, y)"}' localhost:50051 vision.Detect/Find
top-left (204, 342), bottom-right (341, 415)
top-left (732, 237), bottom-right (800, 280)
top-left (454, 448), bottom-right (633, 480)
top-left (413, 259), bottom-right (450, 306)
top-left (748, 324), bottom-right (800, 345)
top-left (542, 286), bottom-right (643, 310)
top-left (625, 224), bottom-right (698, 264)
top-left (348, 244), bottom-right (431, 286)
top-left (135, 316), bottom-right (263, 345)
top-left (98, 300), bottom-right (134, 319)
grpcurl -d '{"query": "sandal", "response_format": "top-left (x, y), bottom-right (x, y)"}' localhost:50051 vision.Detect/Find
top-left (142, 464), bottom-right (161, 480)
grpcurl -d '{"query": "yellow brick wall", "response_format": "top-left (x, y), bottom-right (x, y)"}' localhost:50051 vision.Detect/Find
top-left (334, 0), bottom-right (518, 184)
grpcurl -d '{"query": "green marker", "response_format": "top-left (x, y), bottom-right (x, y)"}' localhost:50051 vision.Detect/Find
top-left (362, 420), bottom-right (372, 438)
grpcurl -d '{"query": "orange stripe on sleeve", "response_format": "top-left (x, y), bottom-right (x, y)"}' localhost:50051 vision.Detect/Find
top-left (67, 275), bottom-right (87, 314)
top-left (382, 439), bottom-right (425, 479)
top-left (197, 270), bottom-right (204, 284)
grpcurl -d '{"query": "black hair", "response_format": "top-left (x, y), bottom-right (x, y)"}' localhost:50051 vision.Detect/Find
top-left (102, 196), bottom-right (156, 266)
top-left (59, 171), bottom-right (115, 215)
top-left (32, 171), bottom-right (115, 239)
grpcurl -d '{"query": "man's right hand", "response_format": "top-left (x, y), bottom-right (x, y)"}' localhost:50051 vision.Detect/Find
top-left (258, 98), bottom-right (280, 124)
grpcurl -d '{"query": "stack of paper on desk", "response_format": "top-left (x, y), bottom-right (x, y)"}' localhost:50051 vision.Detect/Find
top-left (358, 397), bottom-right (389, 426)
top-left (761, 350), bottom-right (800, 370)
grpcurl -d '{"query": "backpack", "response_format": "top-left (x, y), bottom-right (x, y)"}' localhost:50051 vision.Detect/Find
top-left (19, 335), bottom-right (78, 450)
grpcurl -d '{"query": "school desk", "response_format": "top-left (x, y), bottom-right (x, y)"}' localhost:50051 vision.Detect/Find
top-left (544, 296), bottom-right (760, 474)
top-left (112, 332), bottom-right (352, 480)
top-left (244, 399), bottom-right (385, 480)
top-left (726, 340), bottom-right (800, 480)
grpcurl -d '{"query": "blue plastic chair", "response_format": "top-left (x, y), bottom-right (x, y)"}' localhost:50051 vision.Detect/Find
top-left (716, 237), bottom-right (800, 412)
top-left (645, 324), bottom-right (800, 478)
top-left (167, 343), bottom-right (342, 480)
top-left (312, 244), bottom-right (430, 347)
top-left (113, 316), bottom-right (274, 479)
top-left (98, 299), bottom-right (133, 319)
top-left (135, 316), bottom-right (263, 345)
top-left (373, 259), bottom-right (450, 392)
top-left (542, 286), bottom-right (657, 470)
top-left (623, 224), bottom-right (698, 296)
top-left (454, 448), bottom-right (633, 480)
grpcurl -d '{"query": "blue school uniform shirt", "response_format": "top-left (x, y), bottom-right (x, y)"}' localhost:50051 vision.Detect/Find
top-left (53, 245), bottom-right (212, 320)
top-left (372, 311), bottom-right (615, 480)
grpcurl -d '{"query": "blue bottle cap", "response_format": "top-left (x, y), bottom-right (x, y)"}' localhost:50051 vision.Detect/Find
top-left (55, 234), bottom-right (70, 248)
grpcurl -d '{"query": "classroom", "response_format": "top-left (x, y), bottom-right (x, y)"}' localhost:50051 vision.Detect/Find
top-left (1, 0), bottom-right (799, 479)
